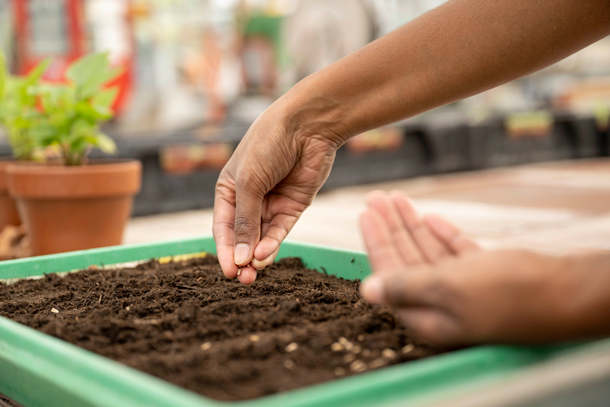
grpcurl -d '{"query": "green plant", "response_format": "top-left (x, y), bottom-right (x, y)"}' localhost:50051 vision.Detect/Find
top-left (0, 52), bottom-right (49, 161)
top-left (33, 52), bottom-right (120, 166)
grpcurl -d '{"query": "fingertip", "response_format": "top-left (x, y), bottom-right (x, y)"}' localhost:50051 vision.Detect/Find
top-left (252, 252), bottom-right (276, 270)
top-left (388, 190), bottom-right (407, 199)
top-left (366, 190), bottom-right (387, 206)
top-left (238, 266), bottom-right (257, 285)
top-left (254, 238), bottom-right (279, 262)
top-left (361, 276), bottom-right (386, 304)
top-left (218, 247), bottom-right (239, 279)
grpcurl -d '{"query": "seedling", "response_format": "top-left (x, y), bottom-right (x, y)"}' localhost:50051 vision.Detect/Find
top-left (31, 52), bottom-right (121, 166)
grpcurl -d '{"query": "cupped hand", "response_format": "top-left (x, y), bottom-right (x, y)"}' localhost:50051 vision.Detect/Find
top-left (359, 193), bottom-right (607, 346)
top-left (361, 249), bottom-right (586, 346)
top-left (360, 190), bottom-right (480, 273)
top-left (213, 103), bottom-right (344, 284)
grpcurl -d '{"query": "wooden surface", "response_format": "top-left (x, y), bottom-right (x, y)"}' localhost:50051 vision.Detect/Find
top-left (125, 158), bottom-right (610, 255)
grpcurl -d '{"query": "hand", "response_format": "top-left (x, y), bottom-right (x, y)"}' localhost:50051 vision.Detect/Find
top-left (360, 190), bottom-right (480, 272)
top-left (214, 99), bottom-right (345, 284)
top-left (359, 196), bottom-right (610, 345)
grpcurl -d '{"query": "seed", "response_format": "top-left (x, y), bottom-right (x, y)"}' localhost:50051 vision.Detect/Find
top-left (402, 344), bottom-right (415, 354)
top-left (352, 346), bottom-right (361, 354)
top-left (362, 349), bottom-right (371, 357)
top-left (237, 268), bottom-right (242, 276)
top-left (343, 353), bottom-right (356, 363)
top-left (51, 308), bottom-right (59, 314)
top-left (125, 306), bottom-right (131, 311)
top-left (249, 335), bottom-right (260, 342)
top-left (334, 367), bottom-right (346, 376)
top-left (338, 337), bottom-right (354, 351)
top-left (369, 358), bottom-right (387, 369)
top-left (357, 334), bottom-right (364, 342)
top-left (200, 342), bottom-right (212, 351)
top-left (284, 359), bottom-right (295, 369)
top-left (285, 342), bottom-right (298, 353)
top-left (331, 342), bottom-right (344, 352)
top-left (382, 348), bottom-right (397, 359)
top-left (350, 360), bottom-right (366, 372)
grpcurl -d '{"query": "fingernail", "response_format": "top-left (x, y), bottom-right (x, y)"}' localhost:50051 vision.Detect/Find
top-left (234, 244), bottom-right (250, 266)
top-left (361, 276), bottom-right (386, 304)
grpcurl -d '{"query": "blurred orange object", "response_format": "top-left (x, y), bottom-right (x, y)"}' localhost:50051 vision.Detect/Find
top-left (160, 144), bottom-right (234, 174)
top-left (13, 0), bottom-right (133, 114)
top-left (346, 127), bottom-right (404, 154)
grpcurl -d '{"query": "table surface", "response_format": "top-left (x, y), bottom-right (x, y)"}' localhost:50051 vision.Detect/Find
top-left (125, 158), bottom-right (610, 256)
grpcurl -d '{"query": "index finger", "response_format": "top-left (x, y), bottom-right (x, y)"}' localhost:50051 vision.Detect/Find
top-left (213, 190), bottom-right (239, 279)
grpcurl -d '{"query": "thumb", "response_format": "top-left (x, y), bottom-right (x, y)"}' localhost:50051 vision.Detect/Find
top-left (361, 266), bottom-right (440, 308)
top-left (233, 176), bottom-right (264, 267)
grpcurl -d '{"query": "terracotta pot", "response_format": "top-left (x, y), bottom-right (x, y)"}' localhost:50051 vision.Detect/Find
top-left (0, 160), bottom-right (21, 229)
top-left (7, 160), bottom-right (141, 256)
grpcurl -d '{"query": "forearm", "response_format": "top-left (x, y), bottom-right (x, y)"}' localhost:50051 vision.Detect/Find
top-left (279, 0), bottom-right (610, 144)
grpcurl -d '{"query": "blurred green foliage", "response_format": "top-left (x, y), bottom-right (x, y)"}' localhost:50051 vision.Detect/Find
top-left (0, 52), bottom-right (120, 165)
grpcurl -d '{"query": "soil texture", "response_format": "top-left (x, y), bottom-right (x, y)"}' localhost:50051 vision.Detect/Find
top-left (0, 256), bottom-right (442, 401)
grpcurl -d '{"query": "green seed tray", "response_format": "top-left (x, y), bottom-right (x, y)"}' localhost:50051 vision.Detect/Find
top-left (0, 236), bottom-right (607, 407)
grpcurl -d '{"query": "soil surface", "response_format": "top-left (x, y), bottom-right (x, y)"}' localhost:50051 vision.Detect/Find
top-left (0, 256), bottom-right (442, 401)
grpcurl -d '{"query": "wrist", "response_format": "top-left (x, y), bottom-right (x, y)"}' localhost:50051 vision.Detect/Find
top-left (274, 76), bottom-right (353, 149)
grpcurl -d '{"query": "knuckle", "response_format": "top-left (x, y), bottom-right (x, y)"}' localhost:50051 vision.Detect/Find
top-left (425, 275), bottom-right (457, 307)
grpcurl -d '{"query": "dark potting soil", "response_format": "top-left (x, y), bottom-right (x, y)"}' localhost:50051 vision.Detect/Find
top-left (0, 256), bottom-right (443, 401)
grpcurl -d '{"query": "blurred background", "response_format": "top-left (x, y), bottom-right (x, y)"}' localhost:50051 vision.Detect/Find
top-left (2, 0), bottom-right (610, 255)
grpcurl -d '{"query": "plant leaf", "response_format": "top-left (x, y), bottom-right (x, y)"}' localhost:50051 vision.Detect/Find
top-left (0, 51), bottom-right (7, 98)
top-left (24, 58), bottom-right (51, 87)
top-left (93, 87), bottom-right (119, 109)
top-left (66, 53), bottom-right (121, 100)
top-left (93, 132), bottom-right (117, 154)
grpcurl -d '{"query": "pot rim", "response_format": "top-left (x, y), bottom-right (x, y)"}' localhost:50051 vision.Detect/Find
top-left (6, 158), bottom-right (140, 174)
top-left (7, 159), bottom-right (142, 199)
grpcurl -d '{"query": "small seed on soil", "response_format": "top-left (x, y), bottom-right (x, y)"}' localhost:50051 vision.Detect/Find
top-left (382, 348), bottom-right (397, 359)
top-left (338, 337), bottom-right (354, 351)
top-left (343, 353), bottom-right (356, 363)
top-left (331, 342), bottom-right (344, 352)
top-left (125, 306), bottom-right (131, 311)
top-left (285, 342), bottom-right (298, 353)
top-left (350, 360), bottom-right (366, 372)
top-left (357, 334), bottom-right (364, 342)
top-left (249, 335), bottom-right (260, 342)
top-left (200, 342), bottom-right (212, 351)
top-left (369, 358), bottom-right (387, 369)
top-left (334, 367), bottom-right (346, 376)
top-left (51, 308), bottom-right (59, 314)
top-left (284, 359), bottom-right (295, 369)
top-left (362, 349), bottom-right (371, 357)
top-left (352, 346), bottom-right (361, 354)
top-left (402, 344), bottom-right (415, 354)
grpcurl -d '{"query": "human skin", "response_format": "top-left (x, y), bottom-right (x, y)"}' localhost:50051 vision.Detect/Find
top-left (214, 0), bottom-right (610, 284)
top-left (360, 192), bottom-right (610, 346)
